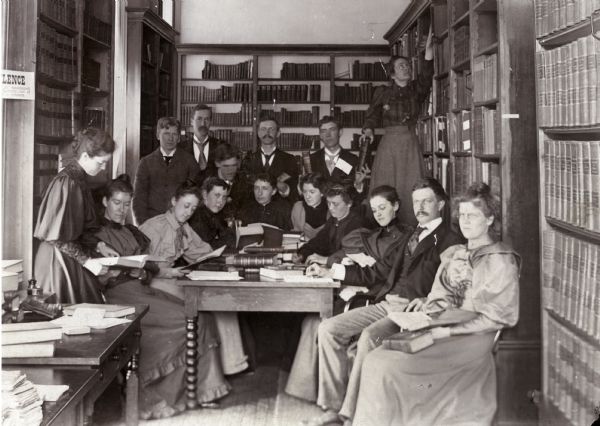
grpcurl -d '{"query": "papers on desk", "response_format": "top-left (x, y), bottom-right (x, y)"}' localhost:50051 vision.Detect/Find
top-left (179, 245), bottom-right (226, 270)
top-left (2, 370), bottom-right (43, 425)
top-left (186, 270), bottom-right (242, 281)
top-left (34, 384), bottom-right (69, 402)
top-left (51, 307), bottom-right (130, 331)
top-left (282, 276), bottom-right (334, 284)
top-left (346, 252), bottom-right (377, 267)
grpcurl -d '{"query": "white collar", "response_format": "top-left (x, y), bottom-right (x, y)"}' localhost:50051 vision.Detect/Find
top-left (324, 147), bottom-right (341, 157)
top-left (420, 217), bottom-right (442, 232)
top-left (160, 147), bottom-right (176, 157)
top-left (193, 134), bottom-right (209, 145)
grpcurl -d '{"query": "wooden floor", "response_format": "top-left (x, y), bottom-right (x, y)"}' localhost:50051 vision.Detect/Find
top-left (94, 366), bottom-right (323, 426)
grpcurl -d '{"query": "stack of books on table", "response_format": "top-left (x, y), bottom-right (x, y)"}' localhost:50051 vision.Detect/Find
top-left (2, 260), bottom-right (24, 312)
top-left (2, 322), bottom-right (63, 358)
top-left (2, 370), bottom-right (43, 426)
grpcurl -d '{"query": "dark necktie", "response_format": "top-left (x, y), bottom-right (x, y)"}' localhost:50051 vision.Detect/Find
top-left (407, 225), bottom-right (426, 255)
top-left (263, 153), bottom-right (273, 171)
top-left (196, 140), bottom-right (207, 170)
top-left (163, 156), bottom-right (173, 165)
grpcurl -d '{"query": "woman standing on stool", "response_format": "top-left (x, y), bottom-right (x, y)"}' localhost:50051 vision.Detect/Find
top-left (362, 27), bottom-right (433, 225)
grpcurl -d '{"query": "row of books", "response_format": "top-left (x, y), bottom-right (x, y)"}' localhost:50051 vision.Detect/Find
top-left (83, 11), bottom-right (112, 46)
top-left (181, 83), bottom-right (253, 103)
top-left (209, 130), bottom-right (255, 151)
top-left (275, 133), bottom-right (320, 151)
top-left (40, 0), bottom-right (77, 29)
top-left (280, 62), bottom-right (330, 80)
top-left (534, 0), bottom-right (600, 38)
top-left (543, 137), bottom-right (600, 232)
top-left (453, 156), bottom-right (474, 195)
top-left (453, 25), bottom-right (470, 66)
top-left (472, 106), bottom-right (500, 155)
top-left (180, 104), bottom-right (253, 127)
top-left (436, 157), bottom-right (450, 191)
top-left (424, 156), bottom-right (434, 177)
top-left (472, 53), bottom-right (498, 103)
top-left (476, 160), bottom-right (501, 195)
top-left (417, 118), bottom-right (434, 153)
top-left (545, 317), bottom-right (600, 426)
top-left (452, 71), bottom-right (472, 110)
top-left (202, 60), bottom-right (254, 80)
top-left (448, 110), bottom-right (472, 153)
top-left (542, 229), bottom-right (600, 340)
top-left (536, 35), bottom-right (599, 127)
top-left (38, 21), bottom-right (78, 85)
top-left (35, 83), bottom-right (77, 138)
top-left (434, 36), bottom-right (450, 76)
top-left (333, 83), bottom-right (385, 104)
top-left (259, 106), bottom-right (321, 127)
top-left (331, 108), bottom-right (366, 129)
top-left (257, 84), bottom-right (322, 102)
top-left (2, 370), bottom-right (43, 426)
top-left (347, 60), bottom-right (388, 81)
top-left (83, 107), bottom-right (105, 128)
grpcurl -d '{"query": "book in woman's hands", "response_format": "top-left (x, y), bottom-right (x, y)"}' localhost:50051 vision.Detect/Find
top-left (96, 254), bottom-right (163, 268)
top-left (382, 330), bottom-right (434, 353)
top-left (178, 245), bottom-right (226, 270)
top-left (387, 308), bottom-right (478, 331)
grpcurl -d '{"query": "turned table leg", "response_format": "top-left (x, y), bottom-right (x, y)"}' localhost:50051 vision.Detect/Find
top-left (125, 329), bottom-right (141, 425)
top-left (185, 316), bottom-right (199, 410)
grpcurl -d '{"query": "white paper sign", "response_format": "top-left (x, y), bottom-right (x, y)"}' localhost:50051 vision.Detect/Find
top-left (335, 158), bottom-right (353, 175)
top-left (1, 70), bottom-right (35, 100)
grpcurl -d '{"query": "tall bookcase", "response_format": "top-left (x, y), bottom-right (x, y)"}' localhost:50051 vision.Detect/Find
top-left (534, 2), bottom-right (600, 425)
top-left (125, 7), bottom-right (176, 176)
top-left (3, 0), bottom-right (115, 276)
top-left (385, 1), bottom-right (540, 424)
top-left (175, 45), bottom-right (389, 157)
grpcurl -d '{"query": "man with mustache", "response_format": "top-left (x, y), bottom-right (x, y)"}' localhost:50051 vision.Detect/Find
top-left (305, 177), bottom-right (464, 426)
top-left (180, 104), bottom-right (222, 182)
top-left (241, 116), bottom-right (300, 203)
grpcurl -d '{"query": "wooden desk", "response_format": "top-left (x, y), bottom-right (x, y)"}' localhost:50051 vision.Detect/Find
top-left (3, 367), bottom-right (100, 426)
top-left (3, 305), bottom-right (148, 425)
top-left (177, 277), bottom-right (340, 409)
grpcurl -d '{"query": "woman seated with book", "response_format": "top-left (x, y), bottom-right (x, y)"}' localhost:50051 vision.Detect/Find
top-left (285, 185), bottom-right (408, 402)
top-left (95, 176), bottom-right (230, 420)
top-left (239, 173), bottom-right (292, 231)
top-left (352, 183), bottom-right (521, 426)
top-left (291, 173), bottom-right (329, 240)
top-left (188, 177), bottom-right (236, 250)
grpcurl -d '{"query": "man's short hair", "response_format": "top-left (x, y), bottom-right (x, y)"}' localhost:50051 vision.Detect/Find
top-left (252, 172), bottom-right (277, 189)
top-left (156, 116), bottom-right (181, 133)
top-left (318, 115), bottom-right (343, 131)
top-left (258, 115), bottom-right (280, 131)
top-left (193, 104), bottom-right (212, 116)
top-left (214, 142), bottom-right (240, 163)
top-left (412, 177), bottom-right (448, 202)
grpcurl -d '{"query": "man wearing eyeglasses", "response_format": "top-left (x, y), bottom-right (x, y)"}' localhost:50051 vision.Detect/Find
top-left (240, 116), bottom-right (300, 203)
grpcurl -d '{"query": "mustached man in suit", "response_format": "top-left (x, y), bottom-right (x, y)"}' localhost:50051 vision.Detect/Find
top-left (304, 177), bottom-right (464, 426)
top-left (179, 104), bottom-right (221, 182)
top-left (240, 116), bottom-right (300, 203)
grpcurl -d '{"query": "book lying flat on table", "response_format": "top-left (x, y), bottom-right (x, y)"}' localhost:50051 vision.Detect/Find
top-left (2, 342), bottom-right (55, 358)
top-left (2, 322), bottom-right (63, 345)
top-left (259, 267), bottom-right (305, 280)
top-left (62, 303), bottom-right (135, 318)
top-left (236, 223), bottom-right (285, 249)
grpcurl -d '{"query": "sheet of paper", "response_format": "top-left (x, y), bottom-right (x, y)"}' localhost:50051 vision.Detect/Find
top-left (282, 276), bottom-right (334, 284)
top-left (346, 252), bottom-right (377, 267)
top-left (186, 271), bottom-right (242, 281)
top-left (179, 245), bottom-right (226, 269)
top-left (51, 315), bottom-right (130, 330)
top-left (335, 158), bottom-right (353, 175)
top-left (35, 384), bottom-right (69, 402)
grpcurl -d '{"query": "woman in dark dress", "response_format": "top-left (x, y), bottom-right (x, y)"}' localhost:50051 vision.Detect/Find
top-left (291, 173), bottom-right (329, 240)
top-left (188, 177), bottom-right (236, 250)
top-left (96, 176), bottom-right (230, 420)
top-left (33, 128), bottom-right (117, 303)
top-left (362, 28), bottom-right (433, 224)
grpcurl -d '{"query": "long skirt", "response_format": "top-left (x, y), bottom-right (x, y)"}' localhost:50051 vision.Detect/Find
top-left (352, 332), bottom-right (497, 426)
top-left (369, 125), bottom-right (424, 225)
top-left (35, 241), bottom-right (103, 304)
top-left (105, 280), bottom-right (230, 419)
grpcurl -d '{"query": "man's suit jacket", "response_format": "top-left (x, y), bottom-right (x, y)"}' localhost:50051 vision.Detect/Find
top-left (179, 135), bottom-right (221, 178)
top-left (132, 148), bottom-right (199, 225)
top-left (372, 221), bottom-right (465, 302)
top-left (241, 147), bottom-right (300, 202)
top-left (309, 148), bottom-right (358, 184)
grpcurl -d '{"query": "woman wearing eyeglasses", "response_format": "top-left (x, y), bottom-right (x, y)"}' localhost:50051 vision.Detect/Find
top-left (33, 128), bottom-right (117, 303)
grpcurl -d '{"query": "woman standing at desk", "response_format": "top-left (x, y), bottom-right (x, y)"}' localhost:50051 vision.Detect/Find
top-left (34, 128), bottom-right (116, 303)
top-left (96, 176), bottom-right (230, 420)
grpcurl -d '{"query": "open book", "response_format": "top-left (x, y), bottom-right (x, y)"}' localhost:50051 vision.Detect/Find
top-left (96, 254), bottom-right (163, 269)
top-left (236, 223), bottom-right (284, 249)
top-left (387, 308), bottom-right (478, 332)
top-left (177, 245), bottom-right (226, 270)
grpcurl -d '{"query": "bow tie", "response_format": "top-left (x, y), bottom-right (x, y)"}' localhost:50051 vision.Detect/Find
top-left (163, 156), bottom-right (173, 165)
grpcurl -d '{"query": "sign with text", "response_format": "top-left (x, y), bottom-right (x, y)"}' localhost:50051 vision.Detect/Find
top-left (1, 70), bottom-right (35, 100)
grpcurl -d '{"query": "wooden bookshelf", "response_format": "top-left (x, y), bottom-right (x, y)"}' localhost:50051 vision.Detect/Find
top-left (176, 45), bottom-right (389, 153)
top-left (535, 1), bottom-right (600, 425)
top-left (385, 0), bottom-right (540, 424)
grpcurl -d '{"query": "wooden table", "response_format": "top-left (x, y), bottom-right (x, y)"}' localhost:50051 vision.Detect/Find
top-left (177, 277), bottom-right (340, 409)
top-left (3, 305), bottom-right (148, 425)
top-left (3, 367), bottom-right (100, 426)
